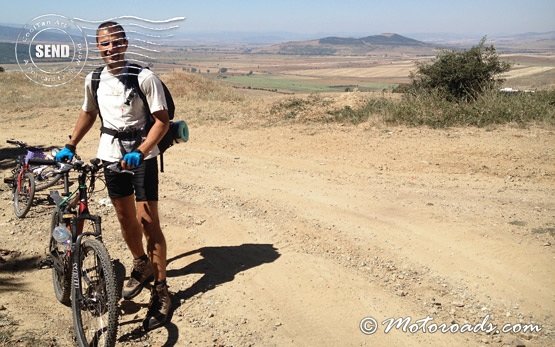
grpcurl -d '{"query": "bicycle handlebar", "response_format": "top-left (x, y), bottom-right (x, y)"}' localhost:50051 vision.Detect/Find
top-left (28, 154), bottom-right (128, 177)
top-left (67, 159), bottom-right (103, 174)
top-left (27, 157), bottom-right (104, 175)
top-left (6, 139), bottom-right (27, 147)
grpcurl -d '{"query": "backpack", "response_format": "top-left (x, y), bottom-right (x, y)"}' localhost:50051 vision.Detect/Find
top-left (91, 63), bottom-right (183, 172)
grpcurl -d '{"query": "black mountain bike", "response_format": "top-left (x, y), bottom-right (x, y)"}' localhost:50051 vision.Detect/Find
top-left (42, 157), bottom-right (118, 347)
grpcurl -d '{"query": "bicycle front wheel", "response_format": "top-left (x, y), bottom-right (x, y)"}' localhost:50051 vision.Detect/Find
top-left (72, 238), bottom-right (118, 347)
top-left (13, 172), bottom-right (35, 218)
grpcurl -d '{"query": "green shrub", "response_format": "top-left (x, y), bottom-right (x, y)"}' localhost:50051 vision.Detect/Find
top-left (411, 37), bottom-right (511, 102)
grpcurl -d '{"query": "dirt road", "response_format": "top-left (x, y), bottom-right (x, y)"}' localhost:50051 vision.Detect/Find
top-left (0, 110), bottom-right (554, 346)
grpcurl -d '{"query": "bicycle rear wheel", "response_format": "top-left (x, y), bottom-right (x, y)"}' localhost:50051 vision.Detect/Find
top-left (72, 238), bottom-right (118, 347)
top-left (50, 209), bottom-right (71, 306)
top-left (13, 172), bottom-right (35, 218)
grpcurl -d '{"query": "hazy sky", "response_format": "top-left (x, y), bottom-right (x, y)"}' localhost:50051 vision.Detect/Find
top-left (1, 0), bottom-right (554, 36)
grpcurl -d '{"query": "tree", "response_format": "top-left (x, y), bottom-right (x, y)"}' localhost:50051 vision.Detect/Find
top-left (410, 37), bottom-right (511, 102)
top-left (0, 66), bottom-right (4, 72)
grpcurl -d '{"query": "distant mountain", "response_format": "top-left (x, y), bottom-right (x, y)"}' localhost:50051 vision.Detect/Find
top-left (255, 33), bottom-right (434, 56)
top-left (496, 31), bottom-right (555, 41)
top-left (491, 31), bottom-right (555, 51)
top-left (406, 31), bottom-right (555, 51)
top-left (319, 33), bottom-right (426, 46)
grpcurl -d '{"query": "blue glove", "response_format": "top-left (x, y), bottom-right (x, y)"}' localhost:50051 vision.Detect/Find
top-left (55, 144), bottom-right (75, 162)
top-left (122, 150), bottom-right (143, 168)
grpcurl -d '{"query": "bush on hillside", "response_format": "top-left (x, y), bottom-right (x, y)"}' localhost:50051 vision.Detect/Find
top-left (410, 37), bottom-right (511, 102)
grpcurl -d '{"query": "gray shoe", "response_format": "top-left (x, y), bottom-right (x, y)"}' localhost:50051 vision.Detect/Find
top-left (143, 282), bottom-right (172, 331)
top-left (122, 257), bottom-right (154, 300)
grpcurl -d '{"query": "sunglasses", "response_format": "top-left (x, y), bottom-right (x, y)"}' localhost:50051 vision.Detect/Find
top-left (98, 38), bottom-right (126, 47)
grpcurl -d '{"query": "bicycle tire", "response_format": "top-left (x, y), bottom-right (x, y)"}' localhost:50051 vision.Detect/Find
top-left (35, 167), bottom-right (63, 191)
top-left (50, 209), bottom-right (71, 307)
top-left (72, 238), bottom-right (118, 347)
top-left (13, 172), bottom-right (35, 218)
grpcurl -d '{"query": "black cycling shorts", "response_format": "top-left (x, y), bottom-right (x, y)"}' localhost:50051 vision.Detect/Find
top-left (103, 157), bottom-right (158, 201)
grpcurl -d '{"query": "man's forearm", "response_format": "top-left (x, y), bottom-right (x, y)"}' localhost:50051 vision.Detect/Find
top-left (138, 110), bottom-right (170, 155)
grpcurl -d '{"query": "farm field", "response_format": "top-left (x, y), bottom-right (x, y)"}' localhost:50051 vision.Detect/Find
top-left (164, 50), bottom-right (555, 92)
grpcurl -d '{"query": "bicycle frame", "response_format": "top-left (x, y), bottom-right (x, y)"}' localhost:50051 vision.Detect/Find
top-left (50, 161), bottom-right (104, 299)
top-left (15, 158), bottom-right (31, 194)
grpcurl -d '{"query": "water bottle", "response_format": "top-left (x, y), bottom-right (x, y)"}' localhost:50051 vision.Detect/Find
top-left (52, 225), bottom-right (71, 243)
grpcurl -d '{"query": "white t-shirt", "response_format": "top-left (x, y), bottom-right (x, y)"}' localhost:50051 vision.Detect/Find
top-left (82, 64), bottom-right (168, 162)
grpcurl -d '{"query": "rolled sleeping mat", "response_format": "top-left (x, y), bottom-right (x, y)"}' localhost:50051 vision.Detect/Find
top-left (172, 120), bottom-right (189, 143)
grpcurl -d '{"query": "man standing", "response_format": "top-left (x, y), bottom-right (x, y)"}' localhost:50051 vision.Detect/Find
top-left (56, 21), bottom-right (171, 330)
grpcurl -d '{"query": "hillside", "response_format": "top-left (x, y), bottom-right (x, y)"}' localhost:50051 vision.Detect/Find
top-left (254, 33), bottom-right (435, 56)
top-left (493, 31), bottom-right (555, 52)
top-left (320, 33), bottom-right (426, 46)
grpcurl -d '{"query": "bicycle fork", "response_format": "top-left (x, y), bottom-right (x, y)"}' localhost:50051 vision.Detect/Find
top-left (16, 165), bottom-right (29, 194)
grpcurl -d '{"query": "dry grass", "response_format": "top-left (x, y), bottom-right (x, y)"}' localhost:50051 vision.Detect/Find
top-left (0, 70), bottom-right (247, 126)
top-left (159, 71), bottom-right (266, 126)
top-left (160, 71), bottom-right (242, 102)
top-left (267, 92), bottom-right (378, 124)
top-left (0, 72), bottom-right (83, 113)
top-left (0, 69), bottom-right (242, 109)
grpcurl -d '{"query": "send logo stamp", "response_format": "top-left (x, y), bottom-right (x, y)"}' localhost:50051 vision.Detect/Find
top-left (15, 14), bottom-right (88, 87)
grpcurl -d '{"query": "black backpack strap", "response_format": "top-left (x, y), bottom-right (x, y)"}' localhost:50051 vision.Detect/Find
top-left (127, 64), bottom-right (151, 119)
top-left (91, 66), bottom-right (104, 124)
top-left (159, 152), bottom-right (165, 173)
top-left (128, 64), bottom-right (174, 121)
top-left (127, 64), bottom-right (168, 173)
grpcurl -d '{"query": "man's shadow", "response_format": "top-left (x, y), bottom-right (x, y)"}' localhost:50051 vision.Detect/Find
top-left (167, 243), bottom-right (280, 303)
top-left (118, 243), bottom-right (280, 346)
